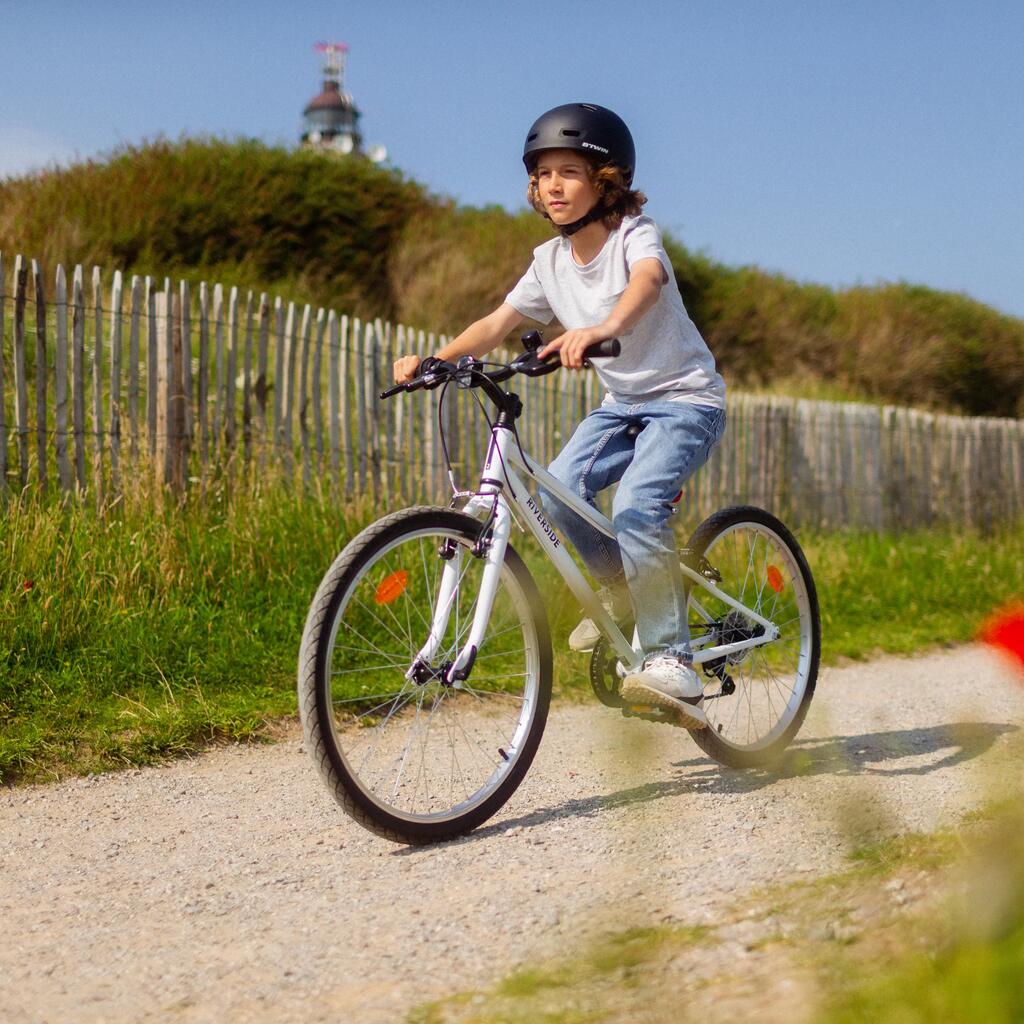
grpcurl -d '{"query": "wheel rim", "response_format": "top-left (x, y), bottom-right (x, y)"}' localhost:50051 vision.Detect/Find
top-left (323, 526), bottom-right (542, 825)
top-left (688, 522), bottom-right (814, 752)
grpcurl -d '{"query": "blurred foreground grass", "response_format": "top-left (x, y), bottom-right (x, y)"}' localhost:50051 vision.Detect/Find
top-left (410, 801), bottom-right (1024, 1024)
top-left (2, 481), bottom-right (1022, 782)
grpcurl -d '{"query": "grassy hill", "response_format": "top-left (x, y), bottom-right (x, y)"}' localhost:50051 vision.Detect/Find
top-left (2, 137), bottom-right (1021, 417)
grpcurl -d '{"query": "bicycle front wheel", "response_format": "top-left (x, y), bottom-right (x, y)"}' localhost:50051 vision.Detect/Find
top-left (684, 506), bottom-right (820, 768)
top-left (298, 506), bottom-right (552, 844)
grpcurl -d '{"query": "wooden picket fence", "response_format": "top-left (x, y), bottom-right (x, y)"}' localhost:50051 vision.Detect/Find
top-left (1, 252), bottom-right (1023, 531)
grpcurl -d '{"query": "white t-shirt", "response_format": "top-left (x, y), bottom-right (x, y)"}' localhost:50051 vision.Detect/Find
top-left (505, 215), bottom-right (725, 408)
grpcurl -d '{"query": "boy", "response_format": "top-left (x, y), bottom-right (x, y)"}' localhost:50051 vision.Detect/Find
top-left (392, 103), bottom-right (726, 729)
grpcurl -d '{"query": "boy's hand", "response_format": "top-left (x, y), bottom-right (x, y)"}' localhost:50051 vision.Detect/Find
top-left (539, 326), bottom-right (614, 370)
top-left (393, 354), bottom-right (422, 384)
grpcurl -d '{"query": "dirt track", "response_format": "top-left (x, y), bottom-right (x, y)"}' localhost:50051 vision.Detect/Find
top-left (2, 645), bottom-right (1022, 1023)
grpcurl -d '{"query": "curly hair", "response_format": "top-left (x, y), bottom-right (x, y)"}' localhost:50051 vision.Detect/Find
top-left (527, 160), bottom-right (647, 230)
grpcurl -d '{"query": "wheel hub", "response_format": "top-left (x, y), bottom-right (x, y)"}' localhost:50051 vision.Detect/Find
top-left (717, 611), bottom-right (763, 665)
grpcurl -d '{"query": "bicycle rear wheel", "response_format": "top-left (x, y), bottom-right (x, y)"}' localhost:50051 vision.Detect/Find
top-left (298, 506), bottom-right (552, 844)
top-left (684, 506), bottom-right (820, 768)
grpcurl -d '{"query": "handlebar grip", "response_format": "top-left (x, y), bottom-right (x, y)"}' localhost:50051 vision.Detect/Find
top-left (584, 338), bottom-right (620, 359)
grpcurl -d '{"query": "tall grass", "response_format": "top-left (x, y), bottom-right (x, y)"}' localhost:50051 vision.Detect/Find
top-left (2, 138), bottom-right (1022, 415)
top-left (0, 476), bottom-right (375, 781)
top-left (3, 469), bottom-right (1022, 782)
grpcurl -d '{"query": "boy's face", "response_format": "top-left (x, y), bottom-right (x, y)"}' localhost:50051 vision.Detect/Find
top-left (534, 149), bottom-right (600, 227)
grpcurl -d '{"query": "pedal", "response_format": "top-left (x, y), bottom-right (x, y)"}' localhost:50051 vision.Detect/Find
top-left (620, 705), bottom-right (679, 727)
top-left (621, 703), bottom-right (710, 730)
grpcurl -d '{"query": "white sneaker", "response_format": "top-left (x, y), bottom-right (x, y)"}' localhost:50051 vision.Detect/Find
top-left (620, 656), bottom-right (707, 729)
top-left (569, 584), bottom-right (632, 653)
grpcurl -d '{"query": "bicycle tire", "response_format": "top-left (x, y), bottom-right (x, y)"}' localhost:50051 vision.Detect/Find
top-left (683, 505), bottom-right (820, 768)
top-left (298, 506), bottom-right (552, 844)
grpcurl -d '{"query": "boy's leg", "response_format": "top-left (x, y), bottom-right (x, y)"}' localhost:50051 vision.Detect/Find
top-left (538, 405), bottom-right (634, 582)
top-left (612, 402), bottom-right (726, 661)
top-left (538, 405), bottom-right (637, 652)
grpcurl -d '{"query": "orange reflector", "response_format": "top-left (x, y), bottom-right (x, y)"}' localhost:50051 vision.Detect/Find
top-left (374, 570), bottom-right (408, 605)
top-left (766, 565), bottom-right (785, 593)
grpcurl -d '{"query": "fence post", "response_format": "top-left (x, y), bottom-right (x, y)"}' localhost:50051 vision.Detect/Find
top-left (242, 290), bottom-right (254, 464)
top-left (340, 314), bottom-right (353, 498)
top-left (154, 290), bottom-right (187, 494)
top-left (180, 280), bottom-right (193, 452)
top-left (272, 296), bottom-right (285, 468)
top-left (174, 287), bottom-right (189, 492)
top-left (368, 320), bottom-right (382, 501)
top-left (298, 303), bottom-right (312, 489)
top-left (312, 306), bottom-right (326, 475)
top-left (91, 267), bottom-right (105, 503)
top-left (12, 256), bottom-right (29, 491)
top-left (31, 260), bottom-right (48, 492)
top-left (197, 281), bottom-right (210, 472)
top-left (145, 276), bottom-right (157, 458)
top-left (402, 325), bottom-right (417, 502)
top-left (0, 253), bottom-right (7, 496)
top-left (225, 285), bottom-right (238, 452)
top-left (394, 324), bottom-right (407, 502)
top-left (327, 309), bottom-right (340, 489)
top-left (282, 301), bottom-right (297, 481)
top-left (107, 271), bottom-right (123, 494)
top-left (212, 283), bottom-right (224, 450)
top-left (352, 318), bottom-right (366, 496)
top-left (53, 265), bottom-right (72, 493)
top-left (374, 318), bottom-right (390, 499)
top-left (379, 318), bottom-right (396, 500)
top-left (128, 276), bottom-right (141, 460)
top-left (155, 290), bottom-right (169, 487)
top-left (72, 265), bottom-right (87, 492)
top-left (418, 329), bottom-right (434, 501)
top-left (256, 293), bottom-right (270, 469)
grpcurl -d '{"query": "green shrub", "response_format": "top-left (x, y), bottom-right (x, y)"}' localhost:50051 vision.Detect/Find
top-left (2, 137), bottom-right (1022, 415)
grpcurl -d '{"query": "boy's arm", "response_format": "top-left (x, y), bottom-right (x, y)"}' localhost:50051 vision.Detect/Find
top-left (393, 303), bottom-right (526, 383)
top-left (438, 303), bottom-right (526, 361)
top-left (538, 257), bottom-right (664, 370)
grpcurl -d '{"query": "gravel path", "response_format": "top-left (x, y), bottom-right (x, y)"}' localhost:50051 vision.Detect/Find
top-left (3, 645), bottom-right (1023, 1023)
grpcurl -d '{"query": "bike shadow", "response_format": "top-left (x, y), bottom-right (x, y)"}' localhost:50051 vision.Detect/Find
top-left (421, 720), bottom-right (1018, 848)
top-left (676, 720), bottom-right (1019, 787)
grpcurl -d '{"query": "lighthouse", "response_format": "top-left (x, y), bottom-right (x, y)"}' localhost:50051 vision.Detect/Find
top-left (301, 42), bottom-right (363, 155)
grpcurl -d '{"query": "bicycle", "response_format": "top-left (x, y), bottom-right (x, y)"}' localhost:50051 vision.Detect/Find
top-left (297, 332), bottom-right (821, 845)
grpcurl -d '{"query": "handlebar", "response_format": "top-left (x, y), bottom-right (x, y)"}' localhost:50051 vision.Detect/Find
top-left (380, 333), bottom-right (620, 401)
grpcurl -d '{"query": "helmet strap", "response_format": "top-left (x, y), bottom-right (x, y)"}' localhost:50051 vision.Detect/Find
top-left (559, 202), bottom-right (605, 237)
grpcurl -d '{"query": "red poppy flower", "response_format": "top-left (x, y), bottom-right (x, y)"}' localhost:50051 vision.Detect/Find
top-left (978, 603), bottom-right (1024, 677)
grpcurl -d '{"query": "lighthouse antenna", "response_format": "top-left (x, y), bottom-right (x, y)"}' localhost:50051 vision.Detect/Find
top-left (314, 41), bottom-right (350, 85)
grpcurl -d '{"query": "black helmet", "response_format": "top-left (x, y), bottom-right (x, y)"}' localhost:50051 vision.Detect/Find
top-left (523, 103), bottom-right (636, 186)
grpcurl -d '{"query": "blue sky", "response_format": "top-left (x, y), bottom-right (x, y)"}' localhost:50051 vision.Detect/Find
top-left (2, 0), bottom-right (1022, 317)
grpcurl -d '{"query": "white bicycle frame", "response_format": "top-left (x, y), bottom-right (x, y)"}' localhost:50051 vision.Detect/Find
top-left (409, 421), bottom-right (780, 686)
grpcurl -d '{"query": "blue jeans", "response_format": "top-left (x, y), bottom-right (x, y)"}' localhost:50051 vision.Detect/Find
top-left (539, 401), bottom-right (726, 661)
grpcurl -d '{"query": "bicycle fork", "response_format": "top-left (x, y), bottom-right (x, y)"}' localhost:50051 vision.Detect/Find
top-left (406, 498), bottom-right (513, 687)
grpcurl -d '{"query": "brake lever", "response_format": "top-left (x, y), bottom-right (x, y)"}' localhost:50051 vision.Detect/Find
top-left (510, 349), bottom-right (561, 377)
top-left (379, 358), bottom-right (456, 399)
